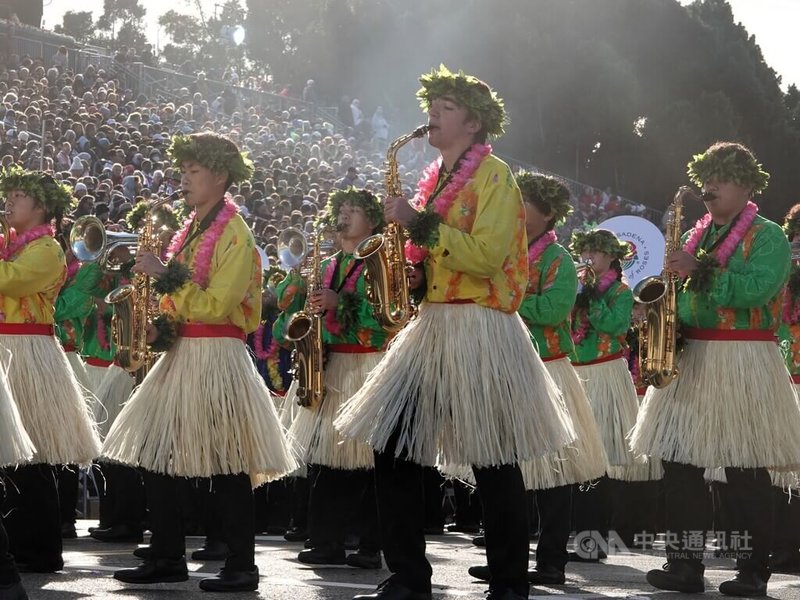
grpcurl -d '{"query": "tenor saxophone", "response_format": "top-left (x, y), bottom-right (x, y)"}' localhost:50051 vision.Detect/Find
top-left (354, 125), bottom-right (430, 332)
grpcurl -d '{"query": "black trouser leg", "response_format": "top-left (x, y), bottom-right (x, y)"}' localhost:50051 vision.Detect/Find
top-left (110, 464), bottom-right (145, 529)
top-left (610, 479), bottom-right (659, 548)
top-left (143, 471), bottom-right (185, 560)
top-left (772, 486), bottom-right (800, 555)
top-left (452, 479), bottom-right (481, 528)
top-left (535, 485), bottom-right (571, 572)
top-left (266, 479), bottom-right (291, 531)
top-left (374, 441), bottom-right (431, 593)
top-left (722, 467), bottom-right (772, 580)
top-left (57, 464), bottom-right (79, 526)
top-left (473, 464), bottom-right (529, 596)
top-left (96, 464), bottom-right (112, 529)
top-left (355, 469), bottom-right (381, 553)
top-left (291, 476), bottom-right (309, 531)
top-left (661, 461), bottom-right (712, 566)
top-left (211, 473), bottom-right (255, 572)
top-left (0, 483), bottom-right (20, 585)
top-left (253, 483), bottom-right (269, 533)
top-left (422, 467), bottom-right (445, 531)
top-left (572, 476), bottom-right (611, 543)
top-left (310, 466), bottom-right (370, 550)
top-left (2, 464), bottom-right (62, 566)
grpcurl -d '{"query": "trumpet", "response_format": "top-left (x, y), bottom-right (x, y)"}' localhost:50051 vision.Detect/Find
top-left (70, 216), bottom-right (138, 270)
top-left (575, 259), bottom-right (596, 288)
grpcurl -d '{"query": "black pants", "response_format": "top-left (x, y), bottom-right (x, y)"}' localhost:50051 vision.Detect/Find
top-left (609, 479), bottom-right (660, 548)
top-left (309, 465), bottom-right (380, 552)
top-left (144, 471), bottom-right (255, 571)
top-left (663, 461), bottom-right (772, 578)
top-left (0, 483), bottom-right (19, 585)
top-left (772, 486), bottom-right (800, 555)
top-left (534, 485), bottom-right (571, 571)
top-left (422, 467), bottom-right (445, 531)
top-left (2, 464), bottom-right (62, 567)
top-left (451, 479), bottom-right (482, 528)
top-left (97, 462), bottom-right (145, 529)
top-left (289, 476), bottom-right (310, 531)
top-left (57, 465), bottom-right (79, 526)
top-left (374, 429), bottom-right (529, 595)
top-left (572, 476), bottom-right (611, 541)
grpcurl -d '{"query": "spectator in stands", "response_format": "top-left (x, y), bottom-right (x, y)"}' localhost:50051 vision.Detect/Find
top-left (52, 46), bottom-right (68, 71)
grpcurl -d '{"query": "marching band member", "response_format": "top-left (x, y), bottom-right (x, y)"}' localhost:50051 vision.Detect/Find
top-left (0, 166), bottom-right (100, 573)
top-left (277, 188), bottom-right (388, 568)
top-left (335, 66), bottom-right (575, 600)
top-left (631, 142), bottom-right (800, 596)
top-left (103, 132), bottom-right (296, 592)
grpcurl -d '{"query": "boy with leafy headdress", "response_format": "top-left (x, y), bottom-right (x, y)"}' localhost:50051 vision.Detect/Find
top-left (335, 66), bottom-right (574, 600)
top-left (631, 141), bottom-right (800, 596)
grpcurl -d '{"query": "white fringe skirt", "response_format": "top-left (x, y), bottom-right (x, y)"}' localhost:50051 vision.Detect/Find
top-left (0, 349), bottom-right (34, 467)
top-left (0, 333), bottom-right (100, 466)
top-left (630, 338), bottom-right (800, 469)
top-left (102, 336), bottom-right (297, 487)
top-left (573, 356), bottom-right (641, 467)
top-left (94, 364), bottom-right (136, 439)
top-left (276, 380), bottom-right (307, 478)
top-left (334, 303), bottom-right (575, 467)
top-left (65, 350), bottom-right (92, 397)
top-left (84, 360), bottom-right (111, 395)
top-left (288, 351), bottom-right (382, 470)
top-left (607, 388), bottom-right (664, 481)
top-left (520, 357), bottom-right (608, 489)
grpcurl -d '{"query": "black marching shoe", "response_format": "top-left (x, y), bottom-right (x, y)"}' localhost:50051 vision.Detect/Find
top-left (133, 546), bottom-right (154, 559)
top-left (446, 523), bottom-right (481, 534)
top-left (61, 522), bottom-right (77, 539)
top-left (467, 564), bottom-right (490, 581)
top-left (528, 565), bottom-right (566, 585)
top-left (199, 566), bottom-right (260, 592)
top-left (353, 578), bottom-right (432, 600)
top-left (472, 535), bottom-right (485, 547)
top-left (114, 558), bottom-right (189, 584)
top-left (191, 539), bottom-right (231, 561)
top-left (568, 549), bottom-right (607, 563)
top-left (718, 571), bottom-right (767, 597)
top-left (770, 550), bottom-right (800, 574)
top-left (90, 524), bottom-right (144, 543)
top-left (485, 588), bottom-right (528, 600)
top-left (346, 550), bottom-right (383, 569)
top-left (298, 545), bottom-right (346, 566)
top-left (646, 561), bottom-right (704, 593)
top-left (0, 581), bottom-right (28, 600)
top-left (15, 557), bottom-right (64, 574)
top-left (284, 527), bottom-right (309, 542)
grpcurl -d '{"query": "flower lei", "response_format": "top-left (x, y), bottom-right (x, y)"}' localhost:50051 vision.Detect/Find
top-left (254, 322), bottom-right (285, 392)
top-left (66, 257), bottom-right (80, 280)
top-left (322, 255), bottom-right (365, 336)
top-left (0, 224), bottom-right (54, 261)
top-left (571, 269), bottom-right (619, 345)
top-left (683, 200), bottom-right (758, 265)
top-left (405, 143), bottom-right (492, 263)
top-left (165, 198), bottom-right (238, 289)
top-left (528, 230), bottom-right (557, 265)
top-left (783, 264), bottom-right (800, 324)
top-left (96, 312), bottom-right (110, 351)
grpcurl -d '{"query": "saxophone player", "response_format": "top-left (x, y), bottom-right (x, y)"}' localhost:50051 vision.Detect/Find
top-left (103, 132), bottom-right (296, 593)
top-left (0, 167), bottom-right (100, 574)
top-left (274, 188), bottom-right (389, 569)
top-left (335, 66), bottom-right (575, 600)
top-left (631, 142), bottom-right (800, 597)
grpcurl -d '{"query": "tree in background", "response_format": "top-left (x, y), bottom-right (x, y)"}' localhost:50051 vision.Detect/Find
top-left (94, 0), bottom-right (148, 50)
top-left (53, 11), bottom-right (94, 45)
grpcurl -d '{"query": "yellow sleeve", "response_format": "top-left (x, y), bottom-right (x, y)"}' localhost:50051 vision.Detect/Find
top-left (430, 171), bottom-right (523, 278)
top-left (0, 240), bottom-right (65, 297)
top-left (166, 232), bottom-right (256, 322)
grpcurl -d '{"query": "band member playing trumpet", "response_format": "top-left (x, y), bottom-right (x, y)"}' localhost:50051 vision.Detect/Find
top-left (631, 142), bottom-right (800, 596)
top-left (335, 66), bottom-right (574, 600)
top-left (103, 132), bottom-right (295, 593)
top-left (276, 188), bottom-right (388, 568)
top-left (0, 166), bottom-right (101, 573)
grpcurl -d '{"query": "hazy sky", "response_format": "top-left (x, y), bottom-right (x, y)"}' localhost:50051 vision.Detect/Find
top-left (42, 0), bottom-right (800, 90)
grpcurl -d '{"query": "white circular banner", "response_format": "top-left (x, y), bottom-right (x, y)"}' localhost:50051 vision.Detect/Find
top-left (597, 216), bottom-right (665, 289)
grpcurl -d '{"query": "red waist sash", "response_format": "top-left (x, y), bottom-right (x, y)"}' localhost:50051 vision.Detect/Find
top-left (573, 351), bottom-right (624, 367)
top-left (328, 344), bottom-right (381, 354)
top-left (0, 323), bottom-right (55, 336)
top-left (542, 353), bottom-right (568, 363)
top-left (683, 327), bottom-right (776, 342)
top-left (178, 324), bottom-right (246, 342)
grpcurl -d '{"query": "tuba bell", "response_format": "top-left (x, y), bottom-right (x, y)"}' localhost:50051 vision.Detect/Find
top-left (69, 215), bottom-right (139, 270)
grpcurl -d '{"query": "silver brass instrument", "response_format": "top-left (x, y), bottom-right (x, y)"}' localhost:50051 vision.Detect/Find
top-left (575, 259), bottom-right (596, 288)
top-left (632, 186), bottom-right (698, 388)
top-left (70, 216), bottom-right (139, 270)
top-left (354, 124), bottom-right (430, 332)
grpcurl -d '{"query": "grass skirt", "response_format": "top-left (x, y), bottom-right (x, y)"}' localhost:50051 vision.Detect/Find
top-left (334, 303), bottom-right (575, 467)
top-left (630, 340), bottom-right (800, 469)
top-left (0, 350), bottom-right (34, 467)
top-left (94, 364), bottom-right (135, 439)
top-left (102, 337), bottom-right (297, 487)
top-left (65, 351), bottom-right (92, 397)
top-left (288, 352), bottom-right (381, 470)
top-left (607, 390), bottom-right (664, 481)
top-left (85, 363), bottom-right (109, 395)
top-left (0, 334), bottom-right (100, 466)
top-left (574, 358), bottom-right (641, 467)
top-left (276, 380), bottom-right (307, 478)
top-left (520, 357), bottom-right (608, 489)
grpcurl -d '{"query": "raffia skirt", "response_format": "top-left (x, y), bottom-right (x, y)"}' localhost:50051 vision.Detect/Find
top-left (84, 360), bottom-right (111, 395)
top-left (94, 364), bottom-right (136, 439)
top-left (65, 350), bottom-right (92, 397)
top-left (607, 388), bottom-right (664, 481)
top-left (631, 338), bottom-right (800, 469)
top-left (573, 356), bottom-right (642, 468)
top-left (276, 380), bottom-right (307, 478)
top-left (289, 351), bottom-right (382, 470)
top-left (334, 303), bottom-right (575, 467)
top-left (102, 336), bottom-right (297, 487)
top-left (520, 357), bottom-right (608, 489)
top-left (0, 348), bottom-right (34, 467)
top-left (0, 333), bottom-right (100, 466)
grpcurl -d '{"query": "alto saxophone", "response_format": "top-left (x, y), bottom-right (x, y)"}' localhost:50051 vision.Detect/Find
top-left (633, 186), bottom-right (696, 388)
top-left (354, 124), bottom-right (430, 332)
top-left (284, 226), bottom-right (326, 408)
top-left (105, 192), bottom-right (179, 373)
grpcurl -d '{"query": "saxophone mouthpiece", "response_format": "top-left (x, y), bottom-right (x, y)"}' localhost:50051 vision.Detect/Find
top-left (700, 191), bottom-right (716, 202)
top-left (414, 124), bottom-right (432, 137)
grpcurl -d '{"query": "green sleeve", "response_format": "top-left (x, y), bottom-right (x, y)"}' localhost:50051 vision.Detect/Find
top-left (518, 252), bottom-right (577, 328)
top-left (708, 222), bottom-right (790, 309)
top-left (587, 282), bottom-right (633, 336)
top-left (54, 264), bottom-right (103, 322)
top-left (272, 271), bottom-right (308, 348)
